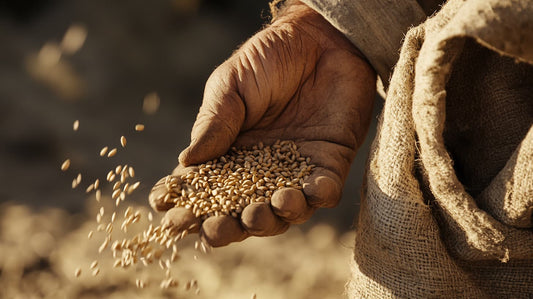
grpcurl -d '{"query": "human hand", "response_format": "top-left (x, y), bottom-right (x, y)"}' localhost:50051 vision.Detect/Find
top-left (150, 0), bottom-right (376, 247)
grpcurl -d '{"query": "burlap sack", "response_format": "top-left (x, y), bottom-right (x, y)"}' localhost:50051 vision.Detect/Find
top-left (349, 0), bottom-right (533, 297)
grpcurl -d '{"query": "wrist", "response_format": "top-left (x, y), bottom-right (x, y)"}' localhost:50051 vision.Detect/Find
top-left (269, 0), bottom-right (368, 62)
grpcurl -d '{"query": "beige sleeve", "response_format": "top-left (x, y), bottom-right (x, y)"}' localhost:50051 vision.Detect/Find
top-left (300, 0), bottom-right (427, 88)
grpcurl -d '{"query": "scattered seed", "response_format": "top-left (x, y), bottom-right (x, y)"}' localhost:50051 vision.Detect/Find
top-left (73, 120), bottom-right (79, 131)
top-left (61, 159), bottom-right (71, 171)
top-left (120, 136), bottom-right (127, 147)
top-left (87, 230), bottom-right (93, 239)
top-left (107, 148), bottom-right (117, 157)
top-left (99, 146), bottom-right (108, 157)
top-left (90, 260), bottom-right (98, 269)
top-left (92, 268), bottom-right (100, 276)
top-left (143, 92), bottom-right (160, 115)
top-left (74, 268), bottom-right (81, 277)
top-left (135, 124), bottom-right (144, 131)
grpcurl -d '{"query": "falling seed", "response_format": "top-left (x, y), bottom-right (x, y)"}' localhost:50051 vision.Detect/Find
top-left (143, 92), bottom-right (160, 115)
top-left (148, 212), bottom-right (153, 222)
top-left (135, 124), bottom-right (144, 131)
top-left (73, 120), bottom-right (80, 131)
top-left (61, 159), bottom-right (71, 171)
top-left (107, 148), bottom-right (117, 157)
top-left (94, 179), bottom-right (100, 189)
top-left (85, 184), bottom-right (94, 193)
top-left (95, 189), bottom-right (101, 202)
top-left (120, 136), bottom-right (127, 148)
top-left (61, 24), bottom-right (87, 54)
top-left (74, 268), bottom-right (82, 277)
top-left (251, 294), bottom-right (257, 299)
top-left (90, 260), bottom-right (98, 269)
top-left (128, 166), bottom-right (135, 178)
top-left (92, 268), bottom-right (100, 276)
top-left (99, 146), bottom-right (108, 157)
top-left (87, 230), bottom-right (94, 239)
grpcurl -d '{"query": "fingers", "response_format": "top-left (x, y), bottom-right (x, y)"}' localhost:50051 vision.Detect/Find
top-left (179, 66), bottom-right (246, 166)
top-left (241, 203), bottom-right (290, 236)
top-left (148, 176), bottom-right (177, 212)
top-left (148, 165), bottom-right (198, 212)
top-left (302, 167), bottom-right (343, 208)
top-left (270, 188), bottom-right (316, 224)
top-left (161, 207), bottom-right (201, 235)
top-left (200, 215), bottom-right (248, 247)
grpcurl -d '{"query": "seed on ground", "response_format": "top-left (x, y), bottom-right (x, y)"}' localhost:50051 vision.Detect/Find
top-left (73, 120), bottom-right (80, 131)
top-left (120, 136), bottom-right (127, 147)
top-left (61, 159), bottom-right (71, 171)
top-left (135, 124), bottom-right (144, 131)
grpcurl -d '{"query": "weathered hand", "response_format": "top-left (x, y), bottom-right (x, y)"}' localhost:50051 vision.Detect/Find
top-left (150, 1), bottom-right (376, 246)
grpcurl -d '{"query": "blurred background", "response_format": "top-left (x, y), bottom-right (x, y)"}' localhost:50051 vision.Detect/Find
top-left (0, 0), bottom-right (381, 298)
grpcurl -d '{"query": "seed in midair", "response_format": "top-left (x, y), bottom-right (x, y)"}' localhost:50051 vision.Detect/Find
top-left (90, 260), bottom-right (98, 269)
top-left (143, 92), bottom-right (160, 115)
top-left (74, 268), bottom-right (81, 277)
top-left (107, 148), bottom-right (117, 157)
top-left (73, 120), bottom-right (80, 131)
top-left (87, 230), bottom-right (94, 239)
top-left (61, 159), bottom-right (71, 171)
top-left (99, 146), bottom-right (108, 157)
top-left (120, 136), bottom-right (127, 148)
top-left (135, 124), bottom-right (144, 131)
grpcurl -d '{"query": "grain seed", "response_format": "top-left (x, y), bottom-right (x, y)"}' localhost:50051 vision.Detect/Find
top-left (120, 136), bottom-right (127, 147)
top-left (74, 268), bottom-right (81, 277)
top-left (61, 159), bottom-right (71, 171)
top-left (135, 124), bottom-right (144, 131)
top-left (73, 120), bottom-right (79, 131)
top-left (107, 148), bottom-right (117, 157)
top-left (99, 146), bottom-right (108, 157)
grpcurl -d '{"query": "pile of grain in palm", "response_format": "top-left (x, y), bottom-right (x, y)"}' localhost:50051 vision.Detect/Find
top-left (156, 140), bottom-right (315, 220)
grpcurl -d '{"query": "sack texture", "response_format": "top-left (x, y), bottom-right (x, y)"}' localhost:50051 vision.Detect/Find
top-left (349, 0), bottom-right (533, 297)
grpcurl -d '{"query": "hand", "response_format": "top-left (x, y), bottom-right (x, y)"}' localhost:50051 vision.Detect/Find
top-left (150, 1), bottom-right (376, 247)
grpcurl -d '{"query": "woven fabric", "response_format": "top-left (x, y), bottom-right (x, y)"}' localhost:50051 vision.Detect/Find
top-left (349, 0), bottom-right (533, 297)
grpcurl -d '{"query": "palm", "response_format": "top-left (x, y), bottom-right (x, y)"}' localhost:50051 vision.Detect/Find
top-left (188, 20), bottom-right (375, 196)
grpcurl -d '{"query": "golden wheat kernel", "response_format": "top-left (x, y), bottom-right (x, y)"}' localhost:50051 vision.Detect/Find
top-left (92, 268), bottom-right (100, 276)
top-left (120, 136), bottom-right (127, 147)
top-left (135, 124), bottom-right (144, 131)
top-left (115, 165), bottom-right (122, 174)
top-left (127, 166), bottom-right (135, 178)
top-left (74, 268), bottom-right (82, 277)
top-left (107, 148), bottom-right (117, 157)
top-left (73, 120), bottom-right (80, 131)
top-left (61, 159), bottom-right (71, 171)
top-left (90, 260), bottom-right (98, 269)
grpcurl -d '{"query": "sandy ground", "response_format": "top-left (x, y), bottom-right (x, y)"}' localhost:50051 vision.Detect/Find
top-left (0, 0), bottom-right (382, 297)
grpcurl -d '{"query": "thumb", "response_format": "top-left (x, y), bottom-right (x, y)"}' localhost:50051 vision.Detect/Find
top-left (179, 65), bottom-right (245, 166)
